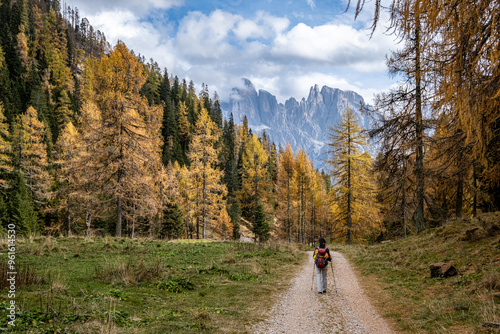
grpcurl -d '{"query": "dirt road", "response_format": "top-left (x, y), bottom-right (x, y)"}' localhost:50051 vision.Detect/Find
top-left (253, 251), bottom-right (395, 334)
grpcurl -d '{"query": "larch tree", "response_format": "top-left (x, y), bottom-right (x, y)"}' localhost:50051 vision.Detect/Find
top-left (74, 100), bottom-right (102, 236)
top-left (0, 104), bottom-right (11, 227)
top-left (293, 149), bottom-right (314, 243)
top-left (53, 121), bottom-right (82, 235)
top-left (240, 133), bottom-right (269, 221)
top-left (370, 99), bottom-right (418, 238)
top-left (276, 142), bottom-right (295, 242)
top-left (188, 106), bottom-right (227, 239)
top-left (0, 104), bottom-right (12, 191)
top-left (175, 162), bottom-right (193, 238)
top-left (80, 41), bottom-right (162, 237)
top-left (13, 106), bottom-right (52, 205)
top-left (327, 107), bottom-right (369, 244)
top-left (11, 106), bottom-right (52, 233)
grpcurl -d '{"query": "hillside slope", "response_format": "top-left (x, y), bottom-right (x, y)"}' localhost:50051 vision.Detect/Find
top-left (338, 212), bottom-right (500, 333)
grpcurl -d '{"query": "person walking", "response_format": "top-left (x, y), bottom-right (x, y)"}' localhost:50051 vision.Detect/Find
top-left (313, 237), bottom-right (332, 294)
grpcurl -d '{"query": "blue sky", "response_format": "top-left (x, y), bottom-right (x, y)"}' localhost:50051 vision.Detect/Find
top-left (64, 0), bottom-right (397, 104)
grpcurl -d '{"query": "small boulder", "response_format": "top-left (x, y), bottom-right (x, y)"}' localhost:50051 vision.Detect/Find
top-left (430, 262), bottom-right (458, 278)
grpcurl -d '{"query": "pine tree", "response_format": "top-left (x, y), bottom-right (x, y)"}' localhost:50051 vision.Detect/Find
top-left (8, 172), bottom-right (37, 234)
top-left (0, 45), bottom-right (18, 123)
top-left (221, 113), bottom-right (241, 239)
top-left (253, 203), bottom-right (270, 242)
top-left (160, 203), bottom-right (185, 240)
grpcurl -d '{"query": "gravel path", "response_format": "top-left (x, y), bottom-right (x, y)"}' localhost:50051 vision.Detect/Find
top-left (253, 251), bottom-right (395, 334)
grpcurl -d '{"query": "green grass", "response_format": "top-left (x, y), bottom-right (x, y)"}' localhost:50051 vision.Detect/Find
top-left (336, 213), bottom-right (500, 334)
top-left (0, 237), bottom-right (306, 333)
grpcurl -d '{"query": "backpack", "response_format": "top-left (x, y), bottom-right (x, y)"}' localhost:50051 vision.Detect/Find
top-left (315, 248), bottom-right (328, 269)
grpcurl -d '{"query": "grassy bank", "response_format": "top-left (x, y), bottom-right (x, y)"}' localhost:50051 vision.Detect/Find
top-left (338, 213), bottom-right (500, 333)
top-left (0, 237), bottom-right (306, 333)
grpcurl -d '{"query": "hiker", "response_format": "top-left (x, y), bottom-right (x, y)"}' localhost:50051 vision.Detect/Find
top-left (313, 237), bottom-right (332, 294)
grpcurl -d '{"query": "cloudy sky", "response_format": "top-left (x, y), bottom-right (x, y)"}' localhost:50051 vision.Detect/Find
top-left (64, 0), bottom-right (398, 104)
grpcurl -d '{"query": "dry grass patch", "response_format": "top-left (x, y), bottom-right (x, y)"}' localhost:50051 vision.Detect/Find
top-left (338, 212), bottom-right (500, 333)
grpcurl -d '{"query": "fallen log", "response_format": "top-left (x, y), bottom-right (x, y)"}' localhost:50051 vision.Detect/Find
top-left (482, 322), bottom-right (500, 329)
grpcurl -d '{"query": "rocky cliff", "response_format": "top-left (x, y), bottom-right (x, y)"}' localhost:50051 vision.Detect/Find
top-left (222, 79), bottom-right (368, 170)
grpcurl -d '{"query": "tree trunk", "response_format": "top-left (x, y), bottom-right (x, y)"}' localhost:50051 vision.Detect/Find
top-left (67, 197), bottom-right (71, 236)
top-left (455, 144), bottom-right (464, 220)
top-left (414, 1), bottom-right (425, 233)
top-left (116, 122), bottom-right (124, 237)
top-left (347, 126), bottom-right (352, 245)
top-left (402, 175), bottom-right (407, 239)
top-left (473, 164), bottom-right (477, 217)
top-left (116, 195), bottom-right (122, 237)
top-left (85, 210), bottom-right (92, 237)
top-left (186, 183), bottom-right (190, 238)
top-left (287, 179), bottom-right (291, 243)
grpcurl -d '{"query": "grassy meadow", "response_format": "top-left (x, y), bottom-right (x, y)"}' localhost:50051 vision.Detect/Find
top-left (337, 213), bottom-right (500, 334)
top-left (0, 237), bottom-right (306, 333)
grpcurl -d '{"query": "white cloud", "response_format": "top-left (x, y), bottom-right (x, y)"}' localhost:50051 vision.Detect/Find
top-left (271, 22), bottom-right (393, 72)
top-left (88, 10), bottom-right (156, 41)
top-left (65, 0), bottom-right (185, 17)
top-left (65, 2), bottom-right (396, 107)
top-left (234, 19), bottom-right (266, 40)
top-left (175, 10), bottom-right (239, 60)
top-left (307, 0), bottom-right (316, 9)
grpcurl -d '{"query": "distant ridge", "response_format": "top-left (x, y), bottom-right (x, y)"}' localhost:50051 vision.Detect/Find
top-left (221, 79), bottom-right (368, 170)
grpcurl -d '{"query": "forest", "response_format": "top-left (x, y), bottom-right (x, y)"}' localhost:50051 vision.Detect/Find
top-left (0, 0), bottom-right (498, 245)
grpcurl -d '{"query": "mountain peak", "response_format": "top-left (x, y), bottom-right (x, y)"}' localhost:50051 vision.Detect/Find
top-left (241, 78), bottom-right (256, 91)
top-left (222, 79), bottom-right (367, 169)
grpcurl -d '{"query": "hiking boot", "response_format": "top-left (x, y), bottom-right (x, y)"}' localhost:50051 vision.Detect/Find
top-left (318, 291), bottom-right (322, 294)
top-left (323, 290), bottom-right (327, 293)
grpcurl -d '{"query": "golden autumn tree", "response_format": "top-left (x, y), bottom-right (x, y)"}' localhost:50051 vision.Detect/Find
top-left (0, 104), bottom-right (12, 191)
top-left (80, 41), bottom-right (162, 237)
top-left (294, 149), bottom-right (314, 243)
top-left (276, 142), bottom-right (295, 242)
top-left (351, 0), bottom-right (500, 221)
top-left (54, 121), bottom-right (83, 235)
top-left (240, 133), bottom-right (270, 221)
top-left (327, 107), bottom-right (381, 244)
top-left (308, 170), bottom-right (330, 243)
top-left (11, 106), bottom-right (52, 234)
top-left (313, 171), bottom-right (333, 240)
top-left (175, 162), bottom-right (193, 238)
top-left (216, 207), bottom-right (233, 240)
top-left (188, 107), bottom-right (227, 239)
top-left (74, 100), bottom-right (102, 236)
top-left (12, 106), bottom-right (52, 206)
